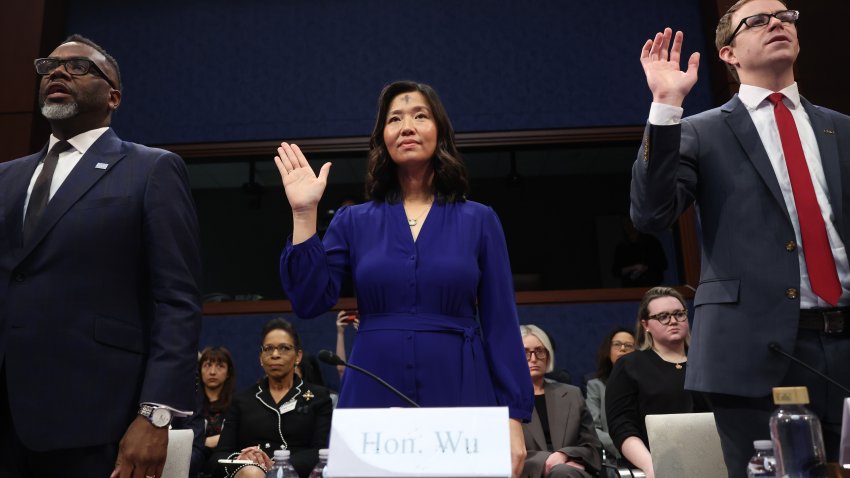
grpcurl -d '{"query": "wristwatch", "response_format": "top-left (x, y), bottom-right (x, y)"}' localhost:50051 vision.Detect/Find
top-left (138, 404), bottom-right (174, 428)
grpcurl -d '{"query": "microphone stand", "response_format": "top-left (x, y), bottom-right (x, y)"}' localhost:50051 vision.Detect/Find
top-left (317, 350), bottom-right (420, 408)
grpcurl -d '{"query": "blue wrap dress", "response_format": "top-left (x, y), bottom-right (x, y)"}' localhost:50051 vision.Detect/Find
top-left (280, 199), bottom-right (533, 421)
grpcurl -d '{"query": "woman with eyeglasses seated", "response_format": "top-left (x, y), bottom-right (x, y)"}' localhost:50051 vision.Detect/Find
top-left (605, 287), bottom-right (710, 478)
top-left (585, 327), bottom-right (636, 463)
top-left (209, 318), bottom-right (333, 478)
top-left (520, 325), bottom-right (601, 478)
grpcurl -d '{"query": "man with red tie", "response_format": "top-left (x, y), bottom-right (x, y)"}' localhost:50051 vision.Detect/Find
top-left (630, 1), bottom-right (850, 477)
top-left (0, 35), bottom-right (202, 478)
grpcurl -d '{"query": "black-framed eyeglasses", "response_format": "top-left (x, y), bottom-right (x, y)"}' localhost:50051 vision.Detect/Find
top-left (34, 57), bottom-right (117, 89)
top-left (647, 309), bottom-right (688, 325)
top-left (261, 343), bottom-right (296, 355)
top-left (726, 10), bottom-right (799, 45)
top-left (611, 341), bottom-right (636, 351)
top-left (525, 347), bottom-right (548, 361)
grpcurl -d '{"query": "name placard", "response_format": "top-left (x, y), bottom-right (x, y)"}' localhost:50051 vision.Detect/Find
top-left (326, 407), bottom-right (510, 477)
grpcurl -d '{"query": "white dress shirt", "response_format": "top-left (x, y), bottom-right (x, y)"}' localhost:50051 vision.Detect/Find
top-left (648, 83), bottom-right (850, 308)
top-left (23, 127), bottom-right (110, 219)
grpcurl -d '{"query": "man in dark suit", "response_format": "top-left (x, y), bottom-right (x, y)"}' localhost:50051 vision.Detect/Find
top-left (630, 1), bottom-right (850, 476)
top-left (0, 35), bottom-right (202, 478)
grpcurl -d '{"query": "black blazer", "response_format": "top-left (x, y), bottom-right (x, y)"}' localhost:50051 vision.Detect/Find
top-left (210, 376), bottom-right (333, 478)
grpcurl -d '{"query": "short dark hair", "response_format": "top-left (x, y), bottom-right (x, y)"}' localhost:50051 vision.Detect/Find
top-left (261, 317), bottom-right (302, 351)
top-left (198, 346), bottom-right (236, 414)
top-left (62, 34), bottom-right (122, 90)
top-left (594, 326), bottom-right (636, 383)
top-left (365, 80), bottom-right (469, 204)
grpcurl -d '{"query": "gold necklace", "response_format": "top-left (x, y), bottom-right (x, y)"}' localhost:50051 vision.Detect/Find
top-left (406, 199), bottom-right (433, 227)
top-left (653, 348), bottom-right (686, 369)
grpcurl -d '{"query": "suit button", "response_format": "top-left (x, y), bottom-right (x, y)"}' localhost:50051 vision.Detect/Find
top-left (786, 241), bottom-right (797, 252)
top-left (14, 273), bottom-right (25, 282)
top-left (786, 288), bottom-right (798, 299)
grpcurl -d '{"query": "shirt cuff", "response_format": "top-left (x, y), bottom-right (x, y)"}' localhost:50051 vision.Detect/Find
top-left (648, 102), bottom-right (684, 126)
top-left (141, 402), bottom-right (193, 417)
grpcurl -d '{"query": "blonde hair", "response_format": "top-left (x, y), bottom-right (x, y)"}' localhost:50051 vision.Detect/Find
top-left (519, 324), bottom-right (555, 373)
top-left (635, 287), bottom-right (691, 351)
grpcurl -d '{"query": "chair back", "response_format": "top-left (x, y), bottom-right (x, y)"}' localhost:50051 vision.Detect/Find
top-left (645, 412), bottom-right (727, 478)
top-left (161, 429), bottom-right (194, 478)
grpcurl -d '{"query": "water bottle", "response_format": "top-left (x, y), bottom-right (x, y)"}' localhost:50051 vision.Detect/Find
top-left (265, 449), bottom-right (298, 478)
top-left (747, 440), bottom-right (776, 477)
top-left (768, 387), bottom-right (828, 478)
top-left (308, 448), bottom-right (329, 478)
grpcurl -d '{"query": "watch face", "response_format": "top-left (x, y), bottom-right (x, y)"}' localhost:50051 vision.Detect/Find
top-left (151, 408), bottom-right (172, 427)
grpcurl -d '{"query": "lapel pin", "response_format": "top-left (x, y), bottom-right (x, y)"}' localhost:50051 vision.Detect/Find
top-left (824, 129), bottom-right (835, 135)
top-left (95, 163), bottom-right (109, 169)
top-left (303, 390), bottom-right (314, 401)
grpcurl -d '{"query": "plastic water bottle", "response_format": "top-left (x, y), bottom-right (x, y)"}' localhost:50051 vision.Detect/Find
top-left (747, 440), bottom-right (776, 477)
top-left (265, 449), bottom-right (298, 478)
top-left (768, 387), bottom-right (828, 478)
top-left (308, 448), bottom-right (329, 478)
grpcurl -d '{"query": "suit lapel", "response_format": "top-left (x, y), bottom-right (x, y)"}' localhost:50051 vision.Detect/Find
top-left (528, 401), bottom-right (548, 451)
top-left (5, 147), bottom-right (46, 249)
top-left (19, 129), bottom-right (126, 257)
top-left (723, 96), bottom-right (792, 225)
top-left (545, 383), bottom-right (571, 449)
top-left (802, 98), bottom-right (843, 226)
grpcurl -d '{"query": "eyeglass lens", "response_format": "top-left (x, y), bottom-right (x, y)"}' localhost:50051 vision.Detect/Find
top-left (262, 343), bottom-right (295, 354)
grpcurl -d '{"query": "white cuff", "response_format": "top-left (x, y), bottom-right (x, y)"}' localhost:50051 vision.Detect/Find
top-left (648, 102), bottom-right (684, 126)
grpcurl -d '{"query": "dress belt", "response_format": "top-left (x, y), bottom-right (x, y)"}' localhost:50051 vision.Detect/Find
top-left (799, 307), bottom-right (848, 334)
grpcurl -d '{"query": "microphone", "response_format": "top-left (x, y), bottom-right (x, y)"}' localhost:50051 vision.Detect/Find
top-left (768, 342), bottom-right (850, 395)
top-left (317, 350), bottom-right (420, 408)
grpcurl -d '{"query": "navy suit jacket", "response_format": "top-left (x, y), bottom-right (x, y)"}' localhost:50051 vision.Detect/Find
top-left (0, 128), bottom-right (202, 450)
top-left (630, 95), bottom-right (850, 397)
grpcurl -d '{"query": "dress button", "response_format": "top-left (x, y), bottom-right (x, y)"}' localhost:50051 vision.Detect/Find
top-left (785, 288), bottom-right (798, 299)
top-left (785, 240), bottom-right (796, 252)
top-left (14, 273), bottom-right (25, 282)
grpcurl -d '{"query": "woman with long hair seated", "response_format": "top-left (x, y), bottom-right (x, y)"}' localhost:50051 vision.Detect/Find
top-left (199, 346), bottom-right (236, 454)
top-left (605, 287), bottom-right (709, 478)
top-left (585, 327), bottom-right (636, 462)
top-left (520, 324), bottom-right (601, 478)
top-left (209, 318), bottom-right (332, 478)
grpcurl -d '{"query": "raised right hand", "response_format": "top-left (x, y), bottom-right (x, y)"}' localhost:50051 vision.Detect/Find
top-left (640, 28), bottom-right (700, 107)
top-left (274, 142), bottom-right (331, 214)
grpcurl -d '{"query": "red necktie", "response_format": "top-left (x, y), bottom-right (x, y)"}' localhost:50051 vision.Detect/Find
top-left (769, 93), bottom-right (841, 305)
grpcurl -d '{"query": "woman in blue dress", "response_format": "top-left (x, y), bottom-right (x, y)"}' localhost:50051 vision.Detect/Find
top-left (275, 80), bottom-right (533, 476)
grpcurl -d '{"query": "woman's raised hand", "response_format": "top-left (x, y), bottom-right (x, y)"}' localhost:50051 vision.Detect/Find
top-left (274, 142), bottom-right (332, 214)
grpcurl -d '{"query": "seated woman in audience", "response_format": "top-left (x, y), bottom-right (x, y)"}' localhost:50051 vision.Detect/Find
top-left (520, 324), bottom-right (601, 478)
top-left (209, 318), bottom-right (333, 478)
top-left (605, 287), bottom-right (709, 478)
top-left (585, 327), bottom-right (636, 462)
top-left (199, 346), bottom-right (236, 454)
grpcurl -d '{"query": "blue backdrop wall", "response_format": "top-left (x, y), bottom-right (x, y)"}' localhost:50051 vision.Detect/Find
top-left (66, 0), bottom-right (714, 145)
